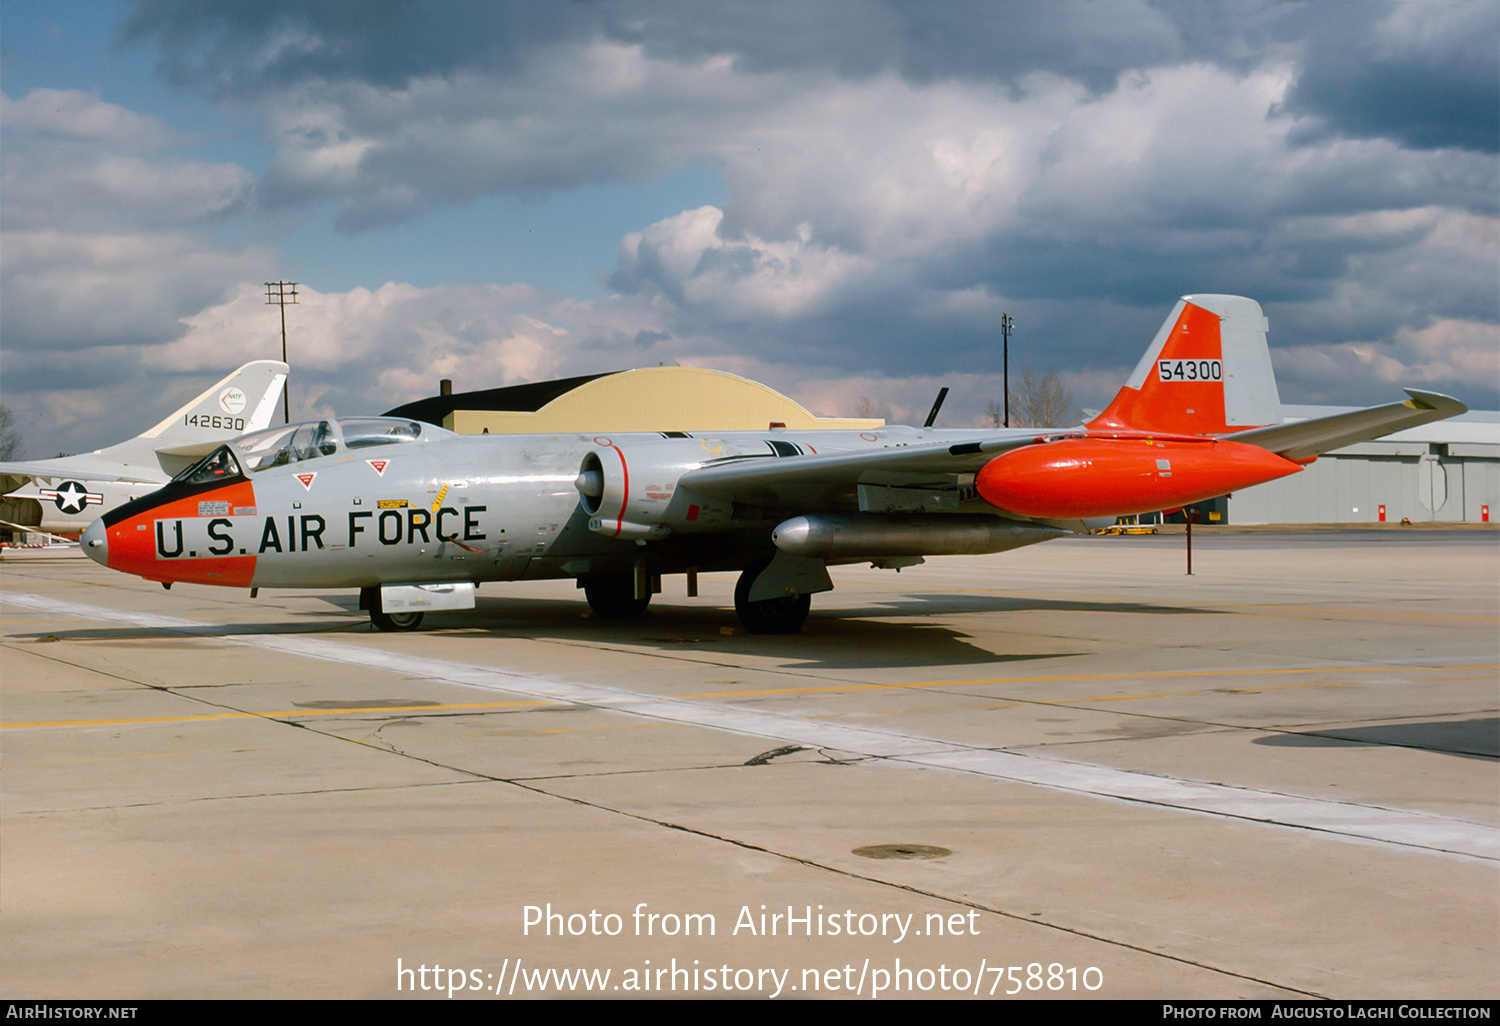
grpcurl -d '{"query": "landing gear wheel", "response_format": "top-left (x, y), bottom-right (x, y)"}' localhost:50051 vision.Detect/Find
top-left (734, 564), bottom-right (811, 634)
top-left (371, 609), bottom-right (424, 632)
top-left (584, 576), bottom-right (651, 619)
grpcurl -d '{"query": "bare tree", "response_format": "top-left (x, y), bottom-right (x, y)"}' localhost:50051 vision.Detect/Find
top-left (991, 369), bottom-right (1079, 428)
top-left (985, 398), bottom-right (1005, 428)
top-left (846, 395), bottom-right (892, 422)
top-left (0, 405), bottom-right (22, 461)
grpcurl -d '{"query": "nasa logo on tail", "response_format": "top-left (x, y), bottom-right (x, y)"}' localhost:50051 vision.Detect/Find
top-left (219, 388), bottom-right (247, 415)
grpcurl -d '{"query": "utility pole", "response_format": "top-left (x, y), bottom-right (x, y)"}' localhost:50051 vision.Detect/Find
top-left (265, 281), bottom-right (298, 423)
top-left (1185, 505), bottom-right (1194, 575)
top-left (1001, 312), bottom-right (1014, 428)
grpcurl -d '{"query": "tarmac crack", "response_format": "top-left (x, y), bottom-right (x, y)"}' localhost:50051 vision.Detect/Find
top-left (11, 650), bottom-right (1325, 996)
top-left (223, 709), bottom-right (1325, 999)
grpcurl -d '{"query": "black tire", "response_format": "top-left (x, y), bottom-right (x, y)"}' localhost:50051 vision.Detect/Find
top-left (584, 576), bottom-right (651, 619)
top-left (734, 564), bottom-right (811, 634)
top-left (371, 609), bottom-right (424, 632)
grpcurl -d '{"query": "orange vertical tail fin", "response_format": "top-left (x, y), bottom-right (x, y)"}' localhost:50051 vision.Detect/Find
top-left (1088, 295), bottom-right (1281, 436)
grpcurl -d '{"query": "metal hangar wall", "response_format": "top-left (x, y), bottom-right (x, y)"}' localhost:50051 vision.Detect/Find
top-left (1230, 406), bottom-right (1499, 524)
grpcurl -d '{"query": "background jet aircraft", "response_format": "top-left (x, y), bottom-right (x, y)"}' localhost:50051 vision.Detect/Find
top-left (80, 296), bottom-right (1465, 633)
top-left (1, 361), bottom-right (288, 536)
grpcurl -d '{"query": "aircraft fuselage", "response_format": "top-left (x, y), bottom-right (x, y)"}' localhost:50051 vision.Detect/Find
top-left (89, 421), bottom-right (1053, 594)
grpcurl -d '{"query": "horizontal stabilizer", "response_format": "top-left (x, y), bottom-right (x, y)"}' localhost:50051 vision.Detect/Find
top-left (1225, 390), bottom-right (1468, 461)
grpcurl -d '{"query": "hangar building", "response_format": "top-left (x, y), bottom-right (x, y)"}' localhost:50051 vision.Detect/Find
top-left (384, 366), bottom-right (883, 434)
top-left (1229, 405), bottom-right (1499, 525)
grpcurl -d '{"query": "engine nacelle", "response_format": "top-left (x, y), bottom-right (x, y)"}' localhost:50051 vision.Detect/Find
top-left (575, 438), bottom-right (737, 539)
top-left (975, 437), bottom-right (1303, 519)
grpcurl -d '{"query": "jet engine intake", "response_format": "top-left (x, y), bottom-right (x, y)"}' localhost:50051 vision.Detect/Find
top-left (575, 443), bottom-right (733, 539)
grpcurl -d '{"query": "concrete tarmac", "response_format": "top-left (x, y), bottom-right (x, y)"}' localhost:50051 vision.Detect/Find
top-left (2, 529), bottom-right (1496, 1000)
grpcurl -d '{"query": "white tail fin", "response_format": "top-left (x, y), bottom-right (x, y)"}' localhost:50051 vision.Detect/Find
top-left (0, 361), bottom-right (288, 483)
top-left (140, 360), bottom-right (288, 446)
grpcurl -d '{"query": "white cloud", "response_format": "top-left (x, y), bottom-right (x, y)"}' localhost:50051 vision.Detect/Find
top-left (1, 89), bottom-right (253, 231)
top-left (136, 281), bottom-right (683, 426)
top-left (0, 229), bottom-right (275, 355)
top-left (614, 205), bottom-right (880, 320)
top-left (1391, 317), bottom-right (1500, 386)
top-left (1, 88), bottom-right (178, 148)
top-left (4, 6), bottom-right (1495, 459)
top-left (1274, 311), bottom-right (1499, 406)
top-left (0, 87), bottom-right (267, 382)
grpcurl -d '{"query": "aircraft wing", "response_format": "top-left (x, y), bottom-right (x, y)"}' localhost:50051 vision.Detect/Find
top-left (678, 431), bottom-right (1044, 508)
top-left (0, 455), bottom-right (168, 484)
top-left (1225, 390), bottom-right (1467, 462)
top-left (678, 389), bottom-right (1469, 516)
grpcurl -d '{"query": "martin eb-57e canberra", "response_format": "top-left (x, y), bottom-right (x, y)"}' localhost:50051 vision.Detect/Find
top-left (82, 296), bottom-right (1465, 632)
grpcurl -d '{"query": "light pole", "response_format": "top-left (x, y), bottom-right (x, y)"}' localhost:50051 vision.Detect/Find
top-left (265, 281), bottom-right (298, 423)
top-left (1001, 313), bottom-right (1014, 428)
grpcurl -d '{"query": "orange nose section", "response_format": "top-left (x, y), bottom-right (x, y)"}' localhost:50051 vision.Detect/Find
top-left (976, 438), bottom-right (1302, 520)
top-left (105, 479), bottom-right (258, 587)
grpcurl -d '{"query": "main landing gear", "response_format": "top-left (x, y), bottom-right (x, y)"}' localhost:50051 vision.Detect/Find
top-left (360, 586), bottom-right (425, 632)
top-left (734, 562), bottom-right (811, 634)
top-left (582, 564), bottom-right (811, 633)
top-left (371, 609), bottom-right (424, 632)
top-left (583, 575), bottom-right (652, 619)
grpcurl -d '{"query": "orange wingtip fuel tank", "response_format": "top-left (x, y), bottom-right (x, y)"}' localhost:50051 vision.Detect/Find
top-left (100, 479), bottom-right (258, 587)
top-left (975, 437), bottom-right (1303, 520)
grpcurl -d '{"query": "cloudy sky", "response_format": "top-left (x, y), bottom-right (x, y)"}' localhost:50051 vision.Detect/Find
top-left (2, 0), bottom-right (1496, 457)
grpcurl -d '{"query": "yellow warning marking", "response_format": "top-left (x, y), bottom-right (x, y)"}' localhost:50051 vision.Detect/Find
top-left (7, 666), bottom-right (1492, 730)
top-left (432, 484), bottom-right (449, 513)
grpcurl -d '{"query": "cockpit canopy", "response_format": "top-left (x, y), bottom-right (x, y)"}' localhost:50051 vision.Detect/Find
top-left (233, 417), bottom-right (424, 472)
top-left (172, 417), bottom-right (425, 484)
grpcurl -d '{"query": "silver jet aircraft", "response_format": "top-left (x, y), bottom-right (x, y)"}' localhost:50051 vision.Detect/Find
top-left (81, 296), bottom-right (1465, 632)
